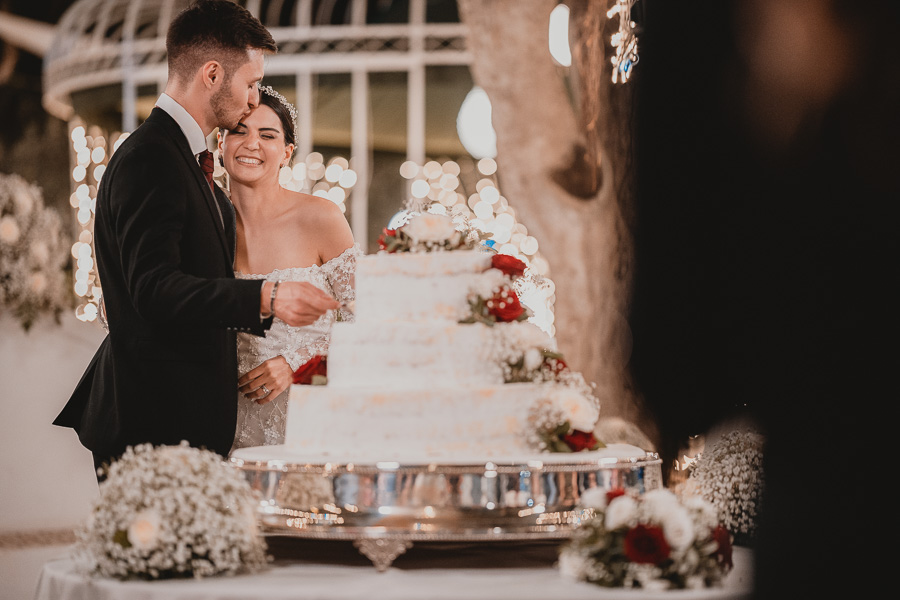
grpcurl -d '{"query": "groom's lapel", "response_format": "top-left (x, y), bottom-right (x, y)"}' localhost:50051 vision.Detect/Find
top-left (148, 108), bottom-right (231, 263)
top-left (216, 187), bottom-right (237, 262)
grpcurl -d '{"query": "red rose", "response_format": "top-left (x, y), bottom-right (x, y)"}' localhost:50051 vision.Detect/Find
top-left (486, 286), bottom-right (526, 322)
top-left (606, 488), bottom-right (627, 504)
top-left (562, 429), bottom-right (601, 452)
top-left (712, 525), bottom-right (733, 569)
top-left (293, 355), bottom-right (327, 385)
top-left (377, 228), bottom-right (396, 251)
top-left (624, 524), bottom-right (671, 565)
top-left (544, 356), bottom-right (568, 375)
top-left (491, 254), bottom-right (527, 279)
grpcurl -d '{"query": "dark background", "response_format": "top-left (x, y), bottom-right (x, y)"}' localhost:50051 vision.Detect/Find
top-left (0, 0), bottom-right (72, 213)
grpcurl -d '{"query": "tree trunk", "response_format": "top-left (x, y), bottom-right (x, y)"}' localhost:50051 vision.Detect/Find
top-left (457, 0), bottom-right (656, 446)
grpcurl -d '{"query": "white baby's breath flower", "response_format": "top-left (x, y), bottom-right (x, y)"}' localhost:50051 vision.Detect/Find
top-left (242, 504), bottom-right (259, 538)
top-left (30, 241), bottom-right (50, 265)
top-left (642, 579), bottom-right (672, 592)
top-left (558, 549), bottom-right (590, 581)
top-left (1, 173), bottom-right (70, 330)
top-left (0, 216), bottom-right (20, 244)
top-left (640, 488), bottom-right (680, 520)
top-left (682, 494), bottom-right (720, 535)
top-left (77, 442), bottom-right (268, 580)
top-left (523, 348), bottom-right (543, 371)
top-left (688, 430), bottom-right (764, 541)
top-left (469, 268), bottom-right (508, 300)
top-left (661, 506), bottom-right (695, 550)
top-left (686, 575), bottom-right (706, 590)
top-left (29, 272), bottom-right (48, 295)
top-left (548, 386), bottom-right (599, 433)
top-left (579, 486), bottom-right (610, 510)
top-left (127, 510), bottom-right (161, 551)
top-left (13, 187), bottom-right (34, 214)
top-left (402, 213), bottom-right (457, 243)
top-left (605, 495), bottom-right (638, 530)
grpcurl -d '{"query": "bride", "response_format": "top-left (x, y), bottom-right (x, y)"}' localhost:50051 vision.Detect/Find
top-left (219, 85), bottom-right (359, 451)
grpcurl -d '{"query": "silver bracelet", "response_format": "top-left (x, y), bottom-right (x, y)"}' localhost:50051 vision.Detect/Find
top-left (268, 280), bottom-right (280, 318)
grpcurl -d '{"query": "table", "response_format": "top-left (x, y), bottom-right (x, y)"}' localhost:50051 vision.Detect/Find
top-left (34, 540), bottom-right (753, 600)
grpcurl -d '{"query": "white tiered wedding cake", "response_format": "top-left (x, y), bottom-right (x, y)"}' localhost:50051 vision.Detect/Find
top-left (234, 213), bottom-right (647, 465)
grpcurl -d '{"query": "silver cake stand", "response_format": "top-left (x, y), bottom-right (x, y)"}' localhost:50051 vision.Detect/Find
top-left (230, 447), bottom-right (662, 570)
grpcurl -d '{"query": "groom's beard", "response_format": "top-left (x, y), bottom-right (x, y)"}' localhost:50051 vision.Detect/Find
top-left (211, 83), bottom-right (245, 132)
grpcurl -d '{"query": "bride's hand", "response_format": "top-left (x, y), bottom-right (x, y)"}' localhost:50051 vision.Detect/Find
top-left (238, 356), bottom-right (293, 405)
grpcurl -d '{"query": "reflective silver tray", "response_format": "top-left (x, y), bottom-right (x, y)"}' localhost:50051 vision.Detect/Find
top-left (230, 448), bottom-right (662, 570)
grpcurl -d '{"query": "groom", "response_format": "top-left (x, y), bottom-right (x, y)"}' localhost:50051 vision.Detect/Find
top-left (54, 0), bottom-right (339, 472)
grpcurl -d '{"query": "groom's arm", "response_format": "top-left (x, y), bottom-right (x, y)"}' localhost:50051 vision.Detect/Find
top-left (110, 143), bottom-right (269, 333)
top-left (110, 144), bottom-right (337, 332)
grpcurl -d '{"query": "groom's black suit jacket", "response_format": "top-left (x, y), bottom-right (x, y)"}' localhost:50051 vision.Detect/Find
top-left (54, 108), bottom-right (271, 460)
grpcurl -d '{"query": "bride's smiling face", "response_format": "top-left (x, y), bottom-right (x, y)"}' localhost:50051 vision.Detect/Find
top-left (219, 105), bottom-right (293, 186)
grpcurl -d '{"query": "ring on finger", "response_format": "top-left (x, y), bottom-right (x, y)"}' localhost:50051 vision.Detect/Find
top-left (260, 384), bottom-right (270, 396)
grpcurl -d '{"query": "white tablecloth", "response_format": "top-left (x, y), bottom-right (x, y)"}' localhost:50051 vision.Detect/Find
top-left (34, 541), bottom-right (753, 600)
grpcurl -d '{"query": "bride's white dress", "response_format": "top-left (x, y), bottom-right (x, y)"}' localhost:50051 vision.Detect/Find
top-left (230, 245), bottom-right (360, 451)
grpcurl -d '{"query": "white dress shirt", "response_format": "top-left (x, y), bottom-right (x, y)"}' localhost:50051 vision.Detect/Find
top-left (155, 93), bottom-right (209, 158)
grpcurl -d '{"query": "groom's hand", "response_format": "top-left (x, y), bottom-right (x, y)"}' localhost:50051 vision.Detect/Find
top-left (262, 281), bottom-right (340, 327)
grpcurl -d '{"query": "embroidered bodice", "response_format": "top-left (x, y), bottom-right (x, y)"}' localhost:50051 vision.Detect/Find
top-left (230, 244), bottom-right (360, 451)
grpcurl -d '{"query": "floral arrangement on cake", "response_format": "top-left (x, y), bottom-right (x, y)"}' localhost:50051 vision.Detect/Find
top-left (527, 382), bottom-right (604, 452)
top-left (683, 430), bottom-right (764, 545)
top-left (293, 354), bottom-right (328, 385)
top-left (490, 321), bottom-right (565, 383)
top-left (462, 253), bottom-right (532, 325)
top-left (559, 488), bottom-right (733, 589)
top-left (76, 442), bottom-right (269, 580)
top-left (377, 212), bottom-right (486, 253)
top-left (0, 173), bottom-right (72, 330)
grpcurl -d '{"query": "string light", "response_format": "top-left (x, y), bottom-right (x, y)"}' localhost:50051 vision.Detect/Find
top-left (213, 150), bottom-right (357, 214)
top-left (401, 159), bottom-right (556, 336)
top-left (607, 0), bottom-right (640, 84)
top-left (69, 120), bottom-right (127, 323)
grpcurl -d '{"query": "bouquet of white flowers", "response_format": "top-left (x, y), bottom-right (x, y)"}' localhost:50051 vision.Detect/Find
top-left (0, 173), bottom-right (71, 330)
top-left (685, 430), bottom-right (764, 545)
top-left (76, 442), bottom-right (269, 579)
top-left (558, 488), bottom-right (733, 590)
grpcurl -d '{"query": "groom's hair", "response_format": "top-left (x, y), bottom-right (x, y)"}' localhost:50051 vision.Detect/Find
top-left (166, 0), bottom-right (277, 84)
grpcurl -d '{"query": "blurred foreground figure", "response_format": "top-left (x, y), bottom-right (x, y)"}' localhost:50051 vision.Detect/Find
top-left (631, 1), bottom-right (898, 597)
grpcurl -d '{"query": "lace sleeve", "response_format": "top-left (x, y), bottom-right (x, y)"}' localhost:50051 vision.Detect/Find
top-left (322, 243), bottom-right (362, 323)
top-left (279, 334), bottom-right (331, 372)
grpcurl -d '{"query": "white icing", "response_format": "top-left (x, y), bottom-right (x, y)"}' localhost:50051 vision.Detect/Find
top-left (285, 383), bottom-right (549, 461)
top-left (327, 321), bottom-right (503, 388)
top-left (357, 250), bottom-right (491, 277)
top-left (353, 251), bottom-right (504, 323)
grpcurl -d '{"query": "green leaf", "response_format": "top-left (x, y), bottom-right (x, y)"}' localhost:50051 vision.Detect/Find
top-left (113, 529), bottom-right (132, 548)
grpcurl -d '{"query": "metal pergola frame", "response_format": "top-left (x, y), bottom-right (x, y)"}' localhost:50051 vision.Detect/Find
top-left (43, 0), bottom-right (472, 248)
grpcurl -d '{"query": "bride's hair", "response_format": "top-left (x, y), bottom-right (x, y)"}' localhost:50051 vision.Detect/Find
top-left (257, 87), bottom-right (297, 160)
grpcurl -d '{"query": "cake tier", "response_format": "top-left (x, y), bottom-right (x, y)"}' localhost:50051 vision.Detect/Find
top-left (285, 382), bottom-right (551, 461)
top-left (327, 321), bottom-right (503, 388)
top-left (354, 250), bottom-right (505, 322)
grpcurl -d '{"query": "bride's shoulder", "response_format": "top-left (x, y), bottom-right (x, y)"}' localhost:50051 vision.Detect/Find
top-left (282, 190), bottom-right (354, 252)
top-left (284, 190), bottom-right (344, 222)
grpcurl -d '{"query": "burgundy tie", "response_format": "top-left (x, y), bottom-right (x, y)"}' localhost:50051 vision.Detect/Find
top-left (198, 150), bottom-right (225, 230)
top-left (198, 150), bottom-right (215, 195)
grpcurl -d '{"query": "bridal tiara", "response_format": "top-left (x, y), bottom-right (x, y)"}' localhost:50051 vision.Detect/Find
top-left (258, 84), bottom-right (297, 138)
